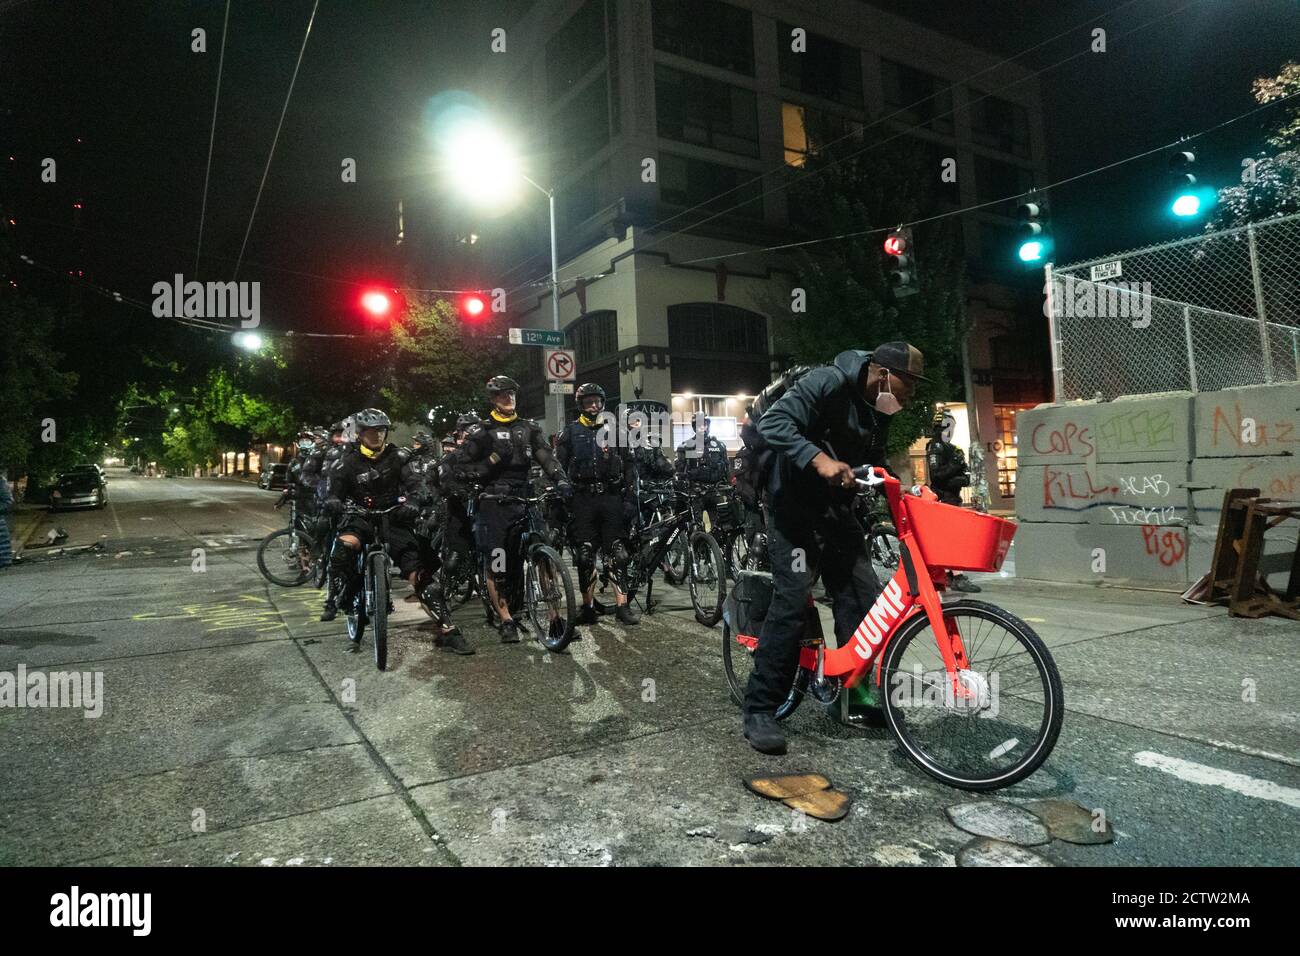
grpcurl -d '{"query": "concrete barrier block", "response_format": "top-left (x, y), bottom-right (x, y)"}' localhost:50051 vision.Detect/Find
top-left (1188, 457), bottom-right (1300, 517)
top-left (1192, 383), bottom-right (1300, 459)
top-left (1017, 462), bottom-right (1189, 526)
top-left (1014, 521), bottom-right (1190, 586)
top-left (1016, 401), bottom-right (1100, 466)
top-left (1093, 392), bottom-right (1194, 463)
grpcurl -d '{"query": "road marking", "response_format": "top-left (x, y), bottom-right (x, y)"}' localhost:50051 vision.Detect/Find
top-left (1134, 751), bottom-right (1300, 810)
top-left (1203, 739), bottom-right (1300, 769)
top-left (107, 500), bottom-right (125, 538)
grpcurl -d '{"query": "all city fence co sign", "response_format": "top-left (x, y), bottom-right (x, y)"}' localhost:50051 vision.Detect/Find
top-left (508, 327), bottom-right (565, 348)
top-left (544, 348), bottom-right (577, 382)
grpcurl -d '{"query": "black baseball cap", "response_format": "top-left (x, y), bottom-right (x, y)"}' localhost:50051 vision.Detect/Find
top-left (872, 341), bottom-right (930, 382)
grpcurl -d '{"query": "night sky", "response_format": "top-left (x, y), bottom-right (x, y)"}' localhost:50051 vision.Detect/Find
top-left (3, 0), bottom-right (1296, 337)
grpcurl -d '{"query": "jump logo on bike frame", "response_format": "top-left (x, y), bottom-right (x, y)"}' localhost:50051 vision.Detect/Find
top-left (851, 576), bottom-right (908, 661)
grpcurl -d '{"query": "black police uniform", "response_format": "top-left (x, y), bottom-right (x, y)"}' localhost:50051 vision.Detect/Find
top-left (675, 429), bottom-right (731, 531)
top-left (451, 415), bottom-right (564, 572)
top-left (324, 443), bottom-right (422, 584)
top-left (556, 416), bottom-right (628, 589)
top-left (624, 443), bottom-right (674, 526)
top-left (743, 349), bottom-right (888, 719)
top-left (925, 435), bottom-right (969, 506)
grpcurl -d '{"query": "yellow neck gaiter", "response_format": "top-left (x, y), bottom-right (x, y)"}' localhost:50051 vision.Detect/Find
top-left (490, 410), bottom-right (517, 424)
top-left (359, 442), bottom-right (379, 458)
top-left (579, 413), bottom-right (600, 428)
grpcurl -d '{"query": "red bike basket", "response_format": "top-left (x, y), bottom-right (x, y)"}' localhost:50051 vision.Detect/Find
top-left (902, 496), bottom-right (1017, 573)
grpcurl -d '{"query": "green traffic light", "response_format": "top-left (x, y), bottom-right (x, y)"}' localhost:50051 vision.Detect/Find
top-left (1018, 240), bottom-right (1045, 262)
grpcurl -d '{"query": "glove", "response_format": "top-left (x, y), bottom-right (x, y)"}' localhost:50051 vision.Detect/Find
top-left (557, 479), bottom-right (574, 499)
top-left (322, 499), bottom-right (343, 517)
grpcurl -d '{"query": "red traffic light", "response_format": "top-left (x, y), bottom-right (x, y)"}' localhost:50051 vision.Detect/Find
top-left (360, 290), bottom-right (392, 318)
top-left (883, 234), bottom-right (907, 256)
top-left (460, 293), bottom-right (486, 319)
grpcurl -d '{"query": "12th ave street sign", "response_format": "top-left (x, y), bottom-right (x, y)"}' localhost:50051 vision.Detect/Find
top-left (508, 327), bottom-right (565, 347)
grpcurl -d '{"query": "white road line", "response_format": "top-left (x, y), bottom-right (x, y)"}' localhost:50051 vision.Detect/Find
top-left (1203, 739), bottom-right (1300, 769)
top-left (1134, 751), bottom-right (1300, 810)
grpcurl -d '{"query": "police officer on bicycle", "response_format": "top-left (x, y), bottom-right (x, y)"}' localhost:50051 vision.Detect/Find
top-left (556, 384), bottom-right (640, 627)
top-left (449, 375), bottom-right (569, 644)
top-left (320, 409), bottom-right (430, 654)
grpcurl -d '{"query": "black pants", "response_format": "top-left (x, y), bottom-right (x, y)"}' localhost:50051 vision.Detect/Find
top-left (742, 505), bottom-right (881, 717)
top-left (570, 489), bottom-right (626, 590)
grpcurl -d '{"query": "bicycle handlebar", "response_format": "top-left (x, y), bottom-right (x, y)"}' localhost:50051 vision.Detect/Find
top-left (480, 489), bottom-right (561, 505)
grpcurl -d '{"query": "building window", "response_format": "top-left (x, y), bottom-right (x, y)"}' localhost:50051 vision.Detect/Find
top-left (777, 23), bottom-right (863, 108)
top-left (551, 74), bottom-right (612, 172)
top-left (974, 153), bottom-right (1034, 205)
top-left (970, 91), bottom-right (1031, 159)
top-left (546, 0), bottom-right (608, 97)
top-left (655, 65), bottom-right (759, 158)
top-left (570, 309), bottom-right (618, 365)
top-left (782, 102), bottom-right (863, 167)
top-left (992, 405), bottom-right (1022, 498)
top-left (651, 0), bottom-right (754, 76)
top-left (659, 153), bottom-right (763, 218)
top-left (668, 302), bottom-right (767, 354)
top-left (881, 59), bottom-right (954, 135)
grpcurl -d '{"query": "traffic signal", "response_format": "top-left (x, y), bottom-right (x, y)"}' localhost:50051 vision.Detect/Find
top-left (883, 227), bottom-right (916, 296)
top-left (1015, 198), bottom-right (1052, 264)
top-left (458, 292), bottom-right (487, 321)
top-left (357, 287), bottom-right (405, 330)
top-left (1169, 148), bottom-right (1211, 218)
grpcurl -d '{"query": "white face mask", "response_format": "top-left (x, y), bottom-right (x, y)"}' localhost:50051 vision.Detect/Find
top-left (874, 375), bottom-right (902, 416)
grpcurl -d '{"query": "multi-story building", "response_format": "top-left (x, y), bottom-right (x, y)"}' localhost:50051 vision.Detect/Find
top-left (469, 0), bottom-right (1052, 507)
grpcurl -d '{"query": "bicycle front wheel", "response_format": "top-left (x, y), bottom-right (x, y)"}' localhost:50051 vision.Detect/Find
top-left (370, 553), bottom-right (390, 671)
top-left (257, 528), bottom-right (316, 587)
top-left (525, 545), bottom-right (576, 652)
top-left (879, 600), bottom-right (1063, 791)
top-left (688, 530), bottom-right (726, 626)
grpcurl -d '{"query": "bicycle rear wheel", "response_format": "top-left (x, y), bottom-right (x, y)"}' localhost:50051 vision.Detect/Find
top-left (370, 553), bottom-right (390, 671)
top-left (721, 621), bottom-right (807, 720)
top-left (257, 528), bottom-right (316, 587)
top-left (688, 530), bottom-right (726, 626)
top-left (526, 545), bottom-right (576, 652)
top-left (879, 600), bottom-right (1063, 791)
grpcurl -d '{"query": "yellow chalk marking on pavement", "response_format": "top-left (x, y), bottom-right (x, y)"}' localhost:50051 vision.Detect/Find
top-left (131, 596), bottom-right (289, 634)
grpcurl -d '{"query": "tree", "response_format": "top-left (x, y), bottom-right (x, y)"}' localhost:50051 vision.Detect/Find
top-left (381, 294), bottom-right (522, 432)
top-left (775, 130), bottom-right (969, 454)
top-left (1208, 61), bottom-right (1300, 230)
top-left (0, 293), bottom-right (78, 481)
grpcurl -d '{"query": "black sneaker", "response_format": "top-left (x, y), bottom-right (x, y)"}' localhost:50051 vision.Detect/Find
top-left (591, 599), bottom-right (612, 616)
top-left (743, 712), bottom-right (788, 755)
top-left (615, 603), bottom-right (640, 626)
top-left (577, 605), bottom-right (599, 625)
top-left (440, 628), bottom-right (475, 656)
top-left (950, 575), bottom-right (982, 593)
top-left (319, 600), bottom-right (338, 623)
top-left (500, 620), bottom-right (520, 644)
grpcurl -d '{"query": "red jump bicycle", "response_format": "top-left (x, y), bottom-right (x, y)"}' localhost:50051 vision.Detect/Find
top-left (723, 466), bottom-right (1063, 791)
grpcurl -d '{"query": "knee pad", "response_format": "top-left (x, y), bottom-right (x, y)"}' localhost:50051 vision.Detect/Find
top-left (576, 542), bottom-right (597, 572)
top-left (608, 540), bottom-right (631, 571)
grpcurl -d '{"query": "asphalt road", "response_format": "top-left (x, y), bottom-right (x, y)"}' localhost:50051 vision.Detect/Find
top-left (1, 470), bottom-right (1296, 866)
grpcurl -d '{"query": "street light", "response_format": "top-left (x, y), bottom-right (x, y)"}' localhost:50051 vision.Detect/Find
top-left (442, 114), bottom-right (565, 437)
top-left (233, 331), bottom-right (264, 351)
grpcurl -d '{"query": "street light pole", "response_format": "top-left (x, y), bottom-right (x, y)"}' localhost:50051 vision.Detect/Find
top-left (524, 174), bottom-right (565, 437)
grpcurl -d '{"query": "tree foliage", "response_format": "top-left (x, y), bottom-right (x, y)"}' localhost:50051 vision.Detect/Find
top-left (1209, 61), bottom-right (1300, 230)
top-left (775, 132), bottom-right (969, 454)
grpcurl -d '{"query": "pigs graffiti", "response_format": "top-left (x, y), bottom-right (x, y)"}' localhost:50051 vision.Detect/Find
top-left (1141, 525), bottom-right (1185, 566)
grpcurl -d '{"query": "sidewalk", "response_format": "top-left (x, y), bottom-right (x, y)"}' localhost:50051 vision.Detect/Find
top-left (7, 502), bottom-right (50, 557)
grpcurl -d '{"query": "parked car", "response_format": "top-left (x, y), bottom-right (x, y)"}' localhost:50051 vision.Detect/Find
top-left (258, 463), bottom-right (289, 490)
top-left (50, 468), bottom-right (109, 510)
top-left (68, 463), bottom-right (107, 481)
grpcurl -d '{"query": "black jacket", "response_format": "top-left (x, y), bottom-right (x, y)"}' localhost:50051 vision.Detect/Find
top-left (675, 433), bottom-right (730, 484)
top-left (325, 443), bottom-right (413, 514)
top-left (624, 444), bottom-right (674, 493)
top-left (555, 418), bottom-right (624, 485)
top-left (451, 416), bottom-right (563, 487)
top-left (926, 438), bottom-right (968, 501)
top-left (758, 349), bottom-right (890, 510)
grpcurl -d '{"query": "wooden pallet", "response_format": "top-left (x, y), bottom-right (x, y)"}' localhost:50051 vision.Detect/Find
top-left (1203, 489), bottom-right (1300, 620)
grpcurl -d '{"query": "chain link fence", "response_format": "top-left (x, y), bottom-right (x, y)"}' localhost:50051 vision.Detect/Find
top-left (1049, 212), bottom-right (1300, 401)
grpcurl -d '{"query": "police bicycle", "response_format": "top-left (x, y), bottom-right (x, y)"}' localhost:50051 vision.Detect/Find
top-left (472, 487), bottom-right (577, 652)
top-left (341, 500), bottom-right (404, 671)
top-left (257, 497), bottom-right (324, 587)
top-left (614, 478), bottom-right (727, 626)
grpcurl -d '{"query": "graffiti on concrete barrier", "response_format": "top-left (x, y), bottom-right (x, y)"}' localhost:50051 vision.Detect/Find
top-left (1108, 505), bottom-right (1179, 525)
top-left (1031, 420), bottom-right (1094, 457)
top-left (1141, 525), bottom-right (1186, 566)
top-left (1096, 409), bottom-right (1176, 454)
top-left (1210, 401), bottom-right (1298, 449)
